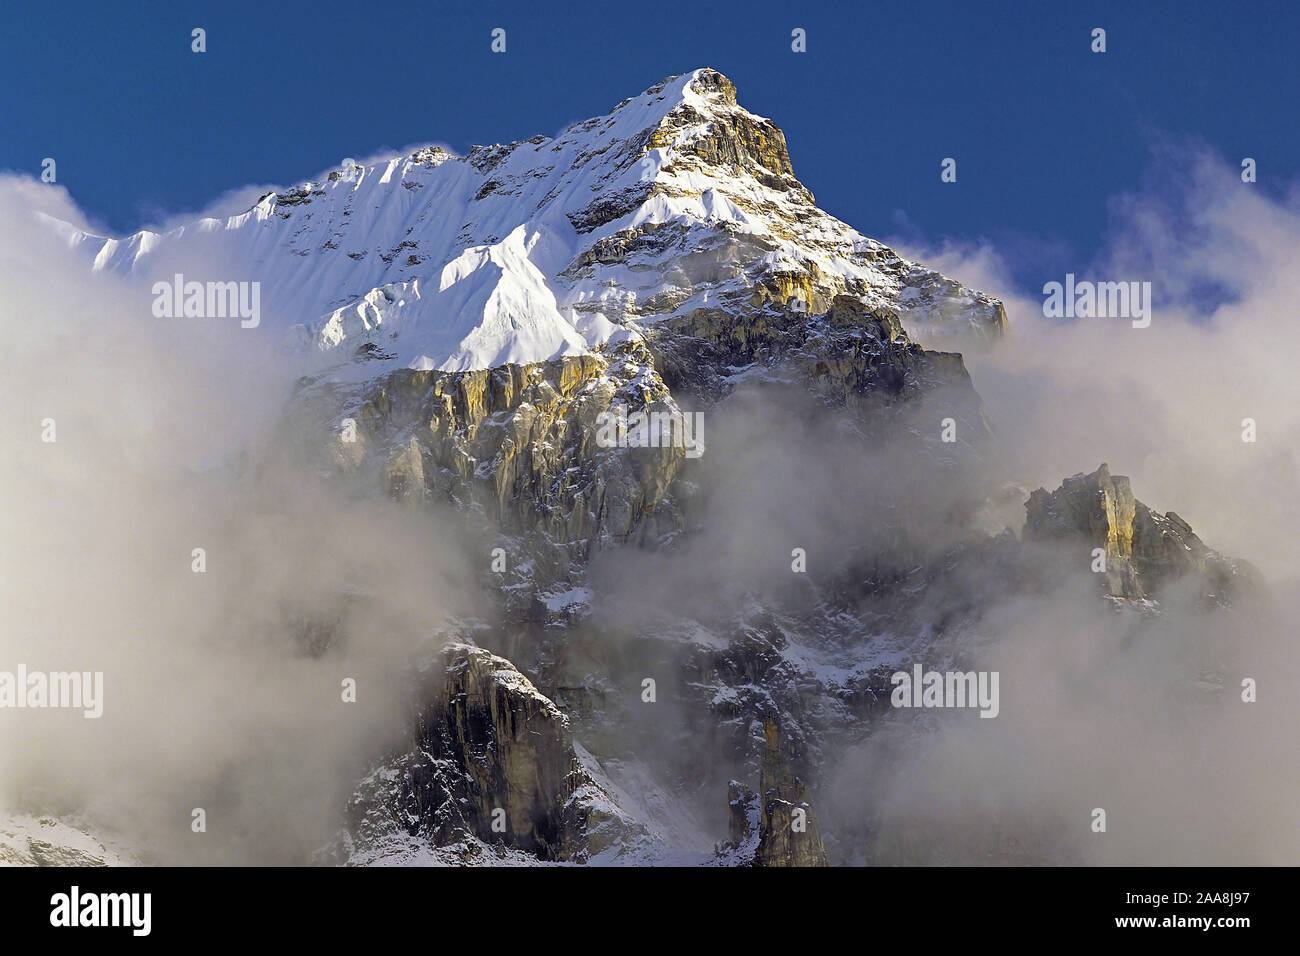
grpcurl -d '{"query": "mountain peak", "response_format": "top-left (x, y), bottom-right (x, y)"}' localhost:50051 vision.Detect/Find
top-left (53, 69), bottom-right (1004, 375)
top-left (609, 67), bottom-right (738, 123)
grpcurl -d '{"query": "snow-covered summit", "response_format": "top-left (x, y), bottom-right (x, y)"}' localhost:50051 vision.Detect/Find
top-left (49, 68), bottom-right (1004, 375)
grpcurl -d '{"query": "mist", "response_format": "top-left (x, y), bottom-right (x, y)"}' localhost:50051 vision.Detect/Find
top-left (849, 145), bottom-right (1300, 864)
top-left (2, 141), bottom-right (1297, 866)
top-left (578, 145), bottom-right (1300, 864)
top-left (901, 146), bottom-right (1300, 577)
top-left (0, 175), bottom-right (485, 864)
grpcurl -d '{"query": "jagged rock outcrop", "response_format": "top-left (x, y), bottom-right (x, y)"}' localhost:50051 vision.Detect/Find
top-left (754, 717), bottom-right (827, 866)
top-left (1024, 463), bottom-right (1253, 605)
top-left (329, 643), bottom-right (647, 864)
top-left (720, 717), bottom-right (827, 867)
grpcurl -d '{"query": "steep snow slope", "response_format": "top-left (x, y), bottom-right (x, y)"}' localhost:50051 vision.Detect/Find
top-left (45, 69), bottom-right (1004, 376)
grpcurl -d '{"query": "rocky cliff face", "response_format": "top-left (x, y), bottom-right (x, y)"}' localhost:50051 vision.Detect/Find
top-left (292, 290), bottom-right (987, 569)
top-left (659, 293), bottom-right (985, 415)
top-left (328, 643), bottom-right (649, 865)
top-left (296, 337), bottom-right (687, 553)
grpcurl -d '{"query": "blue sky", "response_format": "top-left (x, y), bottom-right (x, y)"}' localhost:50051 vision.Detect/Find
top-left (3, 0), bottom-right (1295, 292)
